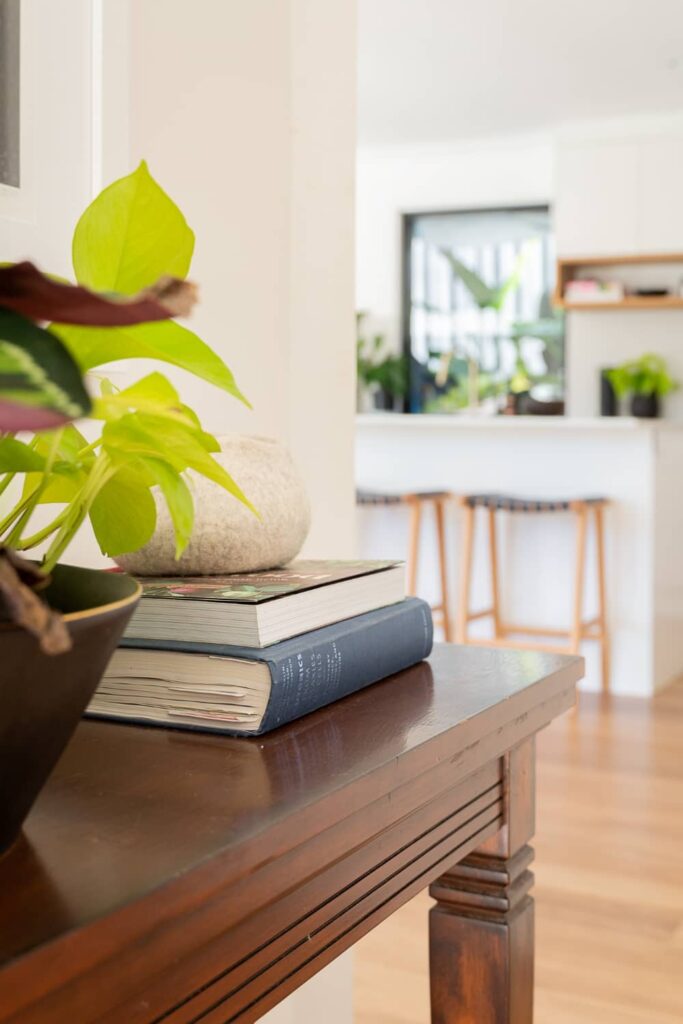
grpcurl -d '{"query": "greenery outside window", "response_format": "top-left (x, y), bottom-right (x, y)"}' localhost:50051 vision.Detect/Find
top-left (402, 206), bottom-right (564, 415)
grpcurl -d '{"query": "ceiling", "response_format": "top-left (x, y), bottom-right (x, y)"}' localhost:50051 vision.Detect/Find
top-left (358, 0), bottom-right (683, 146)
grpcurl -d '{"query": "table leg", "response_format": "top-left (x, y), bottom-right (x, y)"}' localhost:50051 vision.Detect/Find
top-left (429, 739), bottom-right (536, 1024)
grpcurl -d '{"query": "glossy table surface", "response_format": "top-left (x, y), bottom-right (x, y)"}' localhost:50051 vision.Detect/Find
top-left (0, 643), bottom-right (582, 1023)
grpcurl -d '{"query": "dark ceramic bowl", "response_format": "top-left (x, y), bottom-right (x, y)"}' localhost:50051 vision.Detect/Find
top-left (0, 564), bottom-right (140, 852)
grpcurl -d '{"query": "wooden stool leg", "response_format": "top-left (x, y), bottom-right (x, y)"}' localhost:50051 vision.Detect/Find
top-left (594, 504), bottom-right (610, 692)
top-left (407, 497), bottom-right (422, 597)
top-left (434, 497), bottom-right (452, 642)
top-left (570, 503), bottom-right (588, 655)
top-left (456, 503), bottom-right (475, 644)
top-left (488, 506), bottom-right (502, 640)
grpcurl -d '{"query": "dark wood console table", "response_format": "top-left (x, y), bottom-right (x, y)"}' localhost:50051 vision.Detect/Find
top-left (0, 644), bottom-right (582, 1023)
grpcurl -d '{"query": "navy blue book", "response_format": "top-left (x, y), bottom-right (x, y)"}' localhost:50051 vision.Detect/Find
top-left (86, 598), bottom-right (433, 737)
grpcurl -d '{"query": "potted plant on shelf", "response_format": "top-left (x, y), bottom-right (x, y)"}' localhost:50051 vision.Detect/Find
top-left (356, 313), bottom-right (407, 412)
top-left (0, 163), bottom-right (253, 852)
top-left (606, 354), bottom-right (678, 418)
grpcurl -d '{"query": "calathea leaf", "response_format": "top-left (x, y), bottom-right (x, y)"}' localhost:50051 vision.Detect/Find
top-left (0, 309), bottom-right (91, 431)
top-left (72, 161), bottom-right (195, 294)
top-left (53, 320), bottom-right (250, 407)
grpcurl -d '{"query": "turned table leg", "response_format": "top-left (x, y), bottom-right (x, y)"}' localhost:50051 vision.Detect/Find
top-left (429, 739), bottom-right (536, 1024)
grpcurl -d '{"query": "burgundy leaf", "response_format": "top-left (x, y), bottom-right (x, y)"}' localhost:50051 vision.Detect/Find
top-left (0, 399), bottom-right (72, 432)
top-left (0, 262), bottom-right (198, 326)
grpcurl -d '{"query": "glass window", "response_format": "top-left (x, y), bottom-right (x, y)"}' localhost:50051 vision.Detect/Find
top-left (403, 207), bottom-right (564, 415)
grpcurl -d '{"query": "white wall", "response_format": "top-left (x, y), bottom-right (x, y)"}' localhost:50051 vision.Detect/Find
top-left (125, 3), bottom-right (357, 1021)
top-left (0, 0), bottom-right (95, 274)
top-left (356, 134), bottom-right (554, 350)
top-left (355, 114), bottom-right (683, 417)
top-left (555, 115), bottom-right (683, 418)
top-left (126, 0), bottom-right (357, 563)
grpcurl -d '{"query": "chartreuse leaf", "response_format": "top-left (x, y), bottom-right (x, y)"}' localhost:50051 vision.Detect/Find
top-left (0, 438), bottom-right (45, 472)
top-left (92, 372), bottom-right (185, 422)
top-left (33, 423), bottom-right (92, 464)
top-left (72, 161), bottom-right (195, 294)
top-left (22, 468), bottom-right (84, 505)
top-left (53, 320), bottom-right (250, 407)
top-left (141, 457), bottom-right (194, 557)
top-left (89, 471), bottom-right (157, 557)
top-left (21, 424), bottom-right (96, 503)
top-left (102, 413), bottom-right (256, 515)
top-left (0, 309), bottom-right (91, 430)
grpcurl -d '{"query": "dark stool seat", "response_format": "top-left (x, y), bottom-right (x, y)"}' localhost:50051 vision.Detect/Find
top-left (357, 489), bottom-right (450, 505)
top-left (356, 488), bottom-right (452, 640)
top-left (463, 493), bottom-right (607, 513)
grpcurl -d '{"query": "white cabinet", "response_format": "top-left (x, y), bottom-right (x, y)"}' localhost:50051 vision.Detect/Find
top-left (555, 139), bottom-right (639, 257)
top-left (555, 128), bottom-right (683, 257)
top-left (639, 135), bottom-right (683, 253)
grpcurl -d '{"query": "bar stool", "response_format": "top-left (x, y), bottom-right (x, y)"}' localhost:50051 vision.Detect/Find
top-left (456, 493), bottom-right (610, 690)
top-left (356, 489), bottom-right (452, 640)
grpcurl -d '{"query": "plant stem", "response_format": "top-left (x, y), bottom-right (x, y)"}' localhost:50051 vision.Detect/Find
top-left (0, 472), bottom-right (16, 499)
top-left (5, 428), bottom-right (63, 547)
top-left (12, 506), bottom-right (70, 550)
top-left (41, 454), bottom-right (115, 573)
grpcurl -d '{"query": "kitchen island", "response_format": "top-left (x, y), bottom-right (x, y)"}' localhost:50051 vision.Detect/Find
top-left (356, 413), bottom-right (683, 695)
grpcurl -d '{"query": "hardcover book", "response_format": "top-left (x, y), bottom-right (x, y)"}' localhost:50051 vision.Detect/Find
top-left (124, 559), bottom-right (405, 648)
top-left (89, 598), bottom-right (433, 736)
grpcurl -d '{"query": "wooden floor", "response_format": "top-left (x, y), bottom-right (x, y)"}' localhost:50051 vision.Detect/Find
top-left (354, 679), bottom-right (683, 1023)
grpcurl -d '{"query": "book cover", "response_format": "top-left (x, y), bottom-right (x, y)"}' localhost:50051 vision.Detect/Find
top-left (109, 597), bottom-right (434, 736)
top-left (136, 559), bottom-right (400, 605)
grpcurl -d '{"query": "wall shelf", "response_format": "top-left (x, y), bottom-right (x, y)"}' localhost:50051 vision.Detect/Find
top-left (554, 252), bottom-right (683, 311)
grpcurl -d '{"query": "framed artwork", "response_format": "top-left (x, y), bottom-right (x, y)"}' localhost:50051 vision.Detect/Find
top-left (0, 0), bottom-right (20, 189)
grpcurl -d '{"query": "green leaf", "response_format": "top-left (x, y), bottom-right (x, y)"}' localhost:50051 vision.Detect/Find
top-left (72, 161), bottom-right (195, 294)
top-left (22, 467), bottom-right (84, 504)
top-left (0, 309), bottom-right (91, 430)
top-left (89, 472), bottom-right (157, 557)
top-left (491, 246), bottom-right (529, 311)
top-left (441, 252), bottom-right (497, 308)
top-left (53, 320), bottom-right (250, 406)
top-left (142, 457), bottom-right (194, 557)
top-left (33, 423), bottom-right (92, 465)
top-left (102, 413), bottom-right (257, 516)
top-left (0, 437), bottom-right (46, 472)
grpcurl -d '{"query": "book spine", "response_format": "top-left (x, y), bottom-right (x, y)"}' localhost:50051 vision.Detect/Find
top-left (257, 599), bottom-right (433, 735)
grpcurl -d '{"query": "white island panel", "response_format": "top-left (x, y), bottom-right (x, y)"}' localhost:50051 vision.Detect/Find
top-left (356, 415), bottom-right (683, 696)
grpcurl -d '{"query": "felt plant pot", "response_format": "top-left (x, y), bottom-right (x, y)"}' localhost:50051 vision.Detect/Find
top-left (116, 436), bottom-right (311, 576)
top-left (631, 393), bottom-right (659, 418)
top-left (0, 564), bottom-right (140, 853)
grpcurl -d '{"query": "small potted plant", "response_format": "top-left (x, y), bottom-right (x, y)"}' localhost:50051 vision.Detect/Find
top-left (606, 353), bottom-right (678, 418)
top-left (356, 313), bottom-right (407, 412)
top-left (0, 163), bottom-right (253, 852)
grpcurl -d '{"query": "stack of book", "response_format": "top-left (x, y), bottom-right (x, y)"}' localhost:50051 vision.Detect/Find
top-left (87, 560), bottom-right (433, 736)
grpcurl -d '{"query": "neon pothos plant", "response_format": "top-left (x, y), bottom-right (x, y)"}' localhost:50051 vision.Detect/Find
top-left (0, 162), bottom-right (254, 650)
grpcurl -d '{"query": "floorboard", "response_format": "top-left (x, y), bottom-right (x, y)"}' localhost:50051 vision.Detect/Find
top-left (354, 680), bottom-right (683, 1023)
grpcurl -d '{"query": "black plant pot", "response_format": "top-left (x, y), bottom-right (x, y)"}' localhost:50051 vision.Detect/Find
top-left (373, 388), bottom-right (395, 411)
top-left (0, 564), bottom-right (140, 853)
top-left (631, 393), bottom-right (659, 418)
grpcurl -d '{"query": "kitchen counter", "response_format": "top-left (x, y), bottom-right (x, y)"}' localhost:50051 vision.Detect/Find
top-left (357, 413), bottom-right (683, 431)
